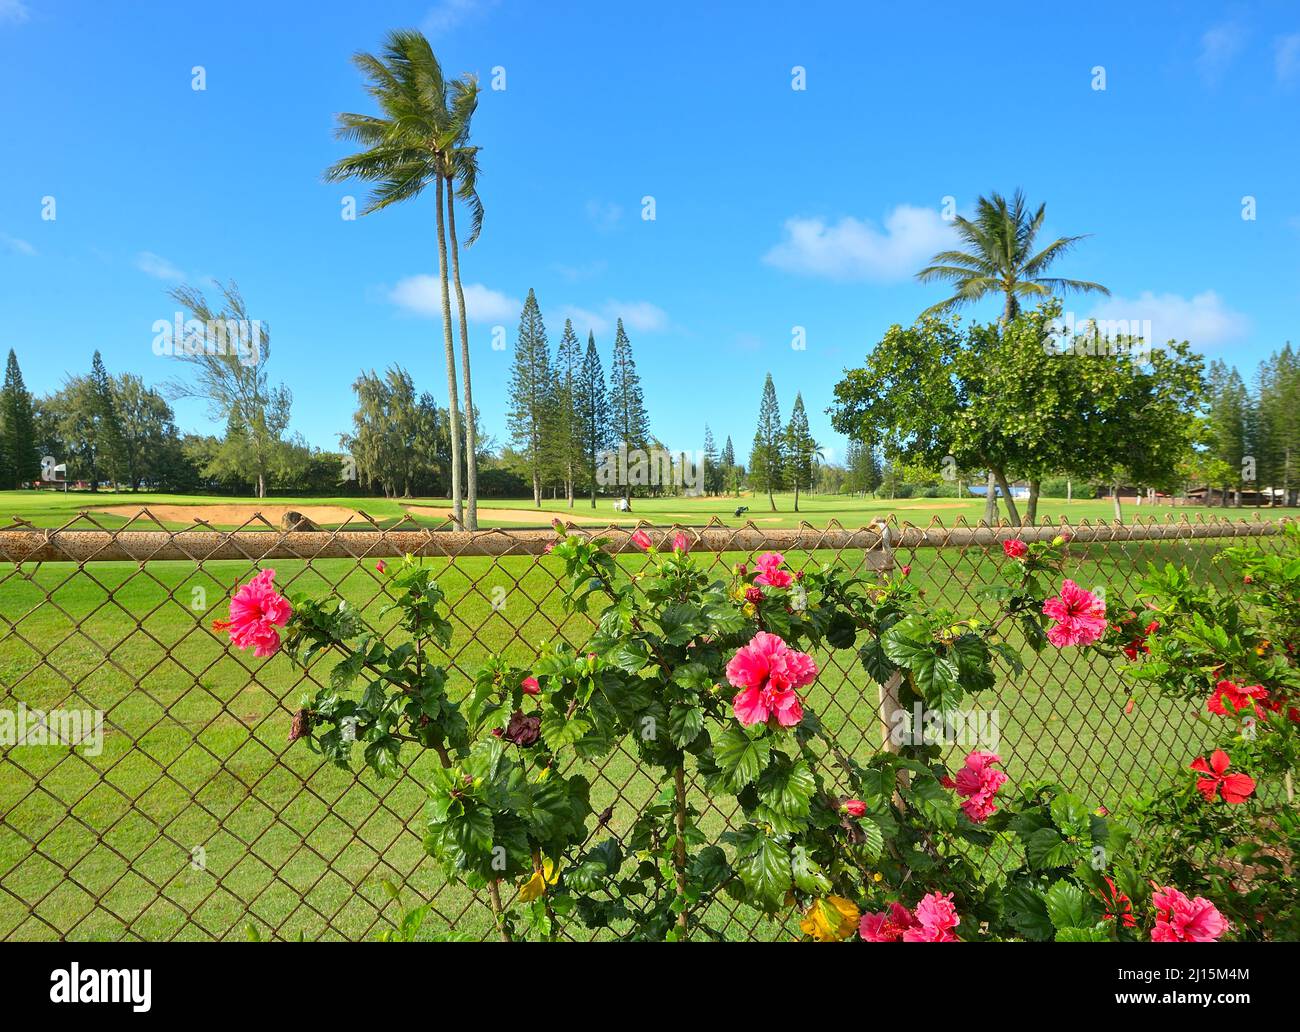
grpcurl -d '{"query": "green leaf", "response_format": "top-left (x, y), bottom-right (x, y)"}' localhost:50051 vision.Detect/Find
top-left (757, 757), bottom-right (816, 818)
top-left (858, 638), bottom-right (898, 686)
top-left (735, 831), bottom-right (790, 911)
top-left (881, 614), bottom-right (934, 665)
top-left (714, 726), bottom-right (772, 790)
top-left (658, 604), bottom-right (704, 646)
top-left (1024, 827), bottom-right (1076, 870)
top-left (690, 846), bottom-right (731, 894)
top-left (790, 845), bottom-right (831, 894)
top-left (1055, 924), bottom-right (1110, 942)
top-left (911, 653), bottom-right (962, 710)
top-left (668, 704), bottom-right (705, 748)
top-left (1050, 794), bottom-right (1091, 838)
top-left (449, 798), bottom-right (494, 856)
top-left (1003, 880), bottom-right (1055, 941)
top-left (1044, 879), bottom-right (1088, 930)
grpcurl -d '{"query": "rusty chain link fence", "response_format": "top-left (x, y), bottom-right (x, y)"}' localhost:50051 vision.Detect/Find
top-left (0, 510), bottom-right (1290, 941)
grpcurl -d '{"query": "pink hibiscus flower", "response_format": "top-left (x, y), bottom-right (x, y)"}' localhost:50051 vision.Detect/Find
top-left (1190, 749), bottom-right (1256, 805)
top-left (521, 676), bottom-right (541, 696)
top-left (1150, 886), bottom-right (1229, 942)
top-left (725, 631), bottom-right (818, 727)
top-left (213, 568), bottom-right (292, 658)
top-left (859, 901), bottom-right (915, 942)
top-left (752, 551), bottom-right (793, 589)
top-left (673, 531), bottom-right (689, 554)
top-left (902, 892), bottom-right (960, 942)
top-left (631, 529), bottom-right (653, 551)
top-left (1042, 579), bottom-right (1107, 647)
top-left (1002, 539), bottom-right (1028, 559)
top-left (949, 750), bottom-right (1008, 823)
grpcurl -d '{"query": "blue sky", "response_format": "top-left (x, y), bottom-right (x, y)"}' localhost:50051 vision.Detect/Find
top-left (2, 0), bottom-right (1298, 466)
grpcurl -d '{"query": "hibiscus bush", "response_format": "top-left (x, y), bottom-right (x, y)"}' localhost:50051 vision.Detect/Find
top-left (1111, 524), bottom-right (1300, 941)
top-left (212, 528), bottom-right (1267, 942)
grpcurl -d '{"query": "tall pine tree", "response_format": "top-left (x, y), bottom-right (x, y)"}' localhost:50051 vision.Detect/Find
top-left (0, 350), bottom-right (38, 489)
top-left (720, 434), bottom-right (738, 495)
top-left (576, 331), bottom-right (611, 508)
top-left (702, 424), bottom-right (720, 496)
top-left (784, 392), bottom-right (814, 512)
top-left (552, 319), bottom-right (583, 507)
top-left (607, 318), bottom-right (649, 507)
top-left (507, 289), bottom-right (552, 506)
top-left (87, 350), bottom-right (126, 490)
top-left (749, 372), bottom-right (783, 510)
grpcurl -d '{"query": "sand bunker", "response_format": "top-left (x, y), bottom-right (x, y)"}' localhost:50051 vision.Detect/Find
top-left (401, 504), bottom-right (619, 525)
top-left (94, 503), bottom-right (370, 527)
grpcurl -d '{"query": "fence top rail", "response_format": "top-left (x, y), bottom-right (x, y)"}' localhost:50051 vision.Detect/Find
top-left (0, 512), bottom-right (1291, 564)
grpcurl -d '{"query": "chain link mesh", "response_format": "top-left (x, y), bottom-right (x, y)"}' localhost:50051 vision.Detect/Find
top-left (0, 510), bottom-right (1288, 940)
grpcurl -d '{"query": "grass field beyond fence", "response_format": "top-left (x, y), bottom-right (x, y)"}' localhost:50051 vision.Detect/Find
top-left (0, 513), bottom-right (1287, 940)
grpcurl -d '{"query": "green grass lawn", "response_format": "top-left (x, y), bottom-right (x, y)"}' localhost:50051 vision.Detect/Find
top-left (0, 494), bottom-right (1281, 940)
top-left (1, 487), bottom-right (1283, 532)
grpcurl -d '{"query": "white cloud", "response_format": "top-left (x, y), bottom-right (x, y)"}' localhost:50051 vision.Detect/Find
top-left (388, 276), bottom-right (521, 323)
top-left (1275, 33), bottom-right (1300, 85)
top-left (388, 277), bottom-right (669, 336)
top-left (1086, 290), bottom-right (1249, 349)
top-left (0, 1), bottom-right (30, 26)
top-left (762, 205), bottom-right (956, 282)
top-left (585, 199), bottom-right (623, 233)
top-left (421, 0), bottom-right (494, 35)
top-left (1197, 22), bottom-right (1247, 84)
top-left (1, 233), bottom-right (35, 256)
top-left (135, 251), bottom-right (185, 281)
top-left (558, 300), bottom-right (669, 337)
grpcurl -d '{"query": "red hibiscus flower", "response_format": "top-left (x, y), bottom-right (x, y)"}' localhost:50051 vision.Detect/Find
top-left (1190, 749), bottom-right (1256, 804)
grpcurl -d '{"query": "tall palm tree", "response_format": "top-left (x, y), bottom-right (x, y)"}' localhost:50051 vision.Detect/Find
top-left (916, 190), bottom-right (1109, 322)
top-left (917, 190), bottom-right (1109, 526)
top-left (324, 29), bottom-right (475, 527)
top-left (444, 79), bottom-right (484, 530)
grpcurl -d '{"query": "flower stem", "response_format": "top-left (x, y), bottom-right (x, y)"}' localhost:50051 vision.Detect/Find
top-left (488, 879), bottom-right (511, 942)
top-left (673, 763), bottom-right (690, 940)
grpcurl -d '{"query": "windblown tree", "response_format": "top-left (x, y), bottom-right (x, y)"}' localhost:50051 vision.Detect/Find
top-left (749, 373), bottom-right (784, 510)
top-left (324, 29), bottom-right (484, 527)
top-left (508, 290), bottom-right (552, 506)
top-left (346, 366), bottom-right (435, 498)
top-left (0, 350), bottom-right (38, 489)
top-left (165, 282), bottom-right (292, 498)
top-left (784, 392), bottom-right (814, 512)
top-left (607, 318), bottom-right (649, 508)
top-left (576, 330), bottom-right (610, 508)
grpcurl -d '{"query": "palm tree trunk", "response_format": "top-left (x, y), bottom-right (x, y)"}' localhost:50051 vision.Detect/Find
top-left (434, 178), bottom-right (464, 527)
top-left (445, 181), bottom-right (478, 531)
